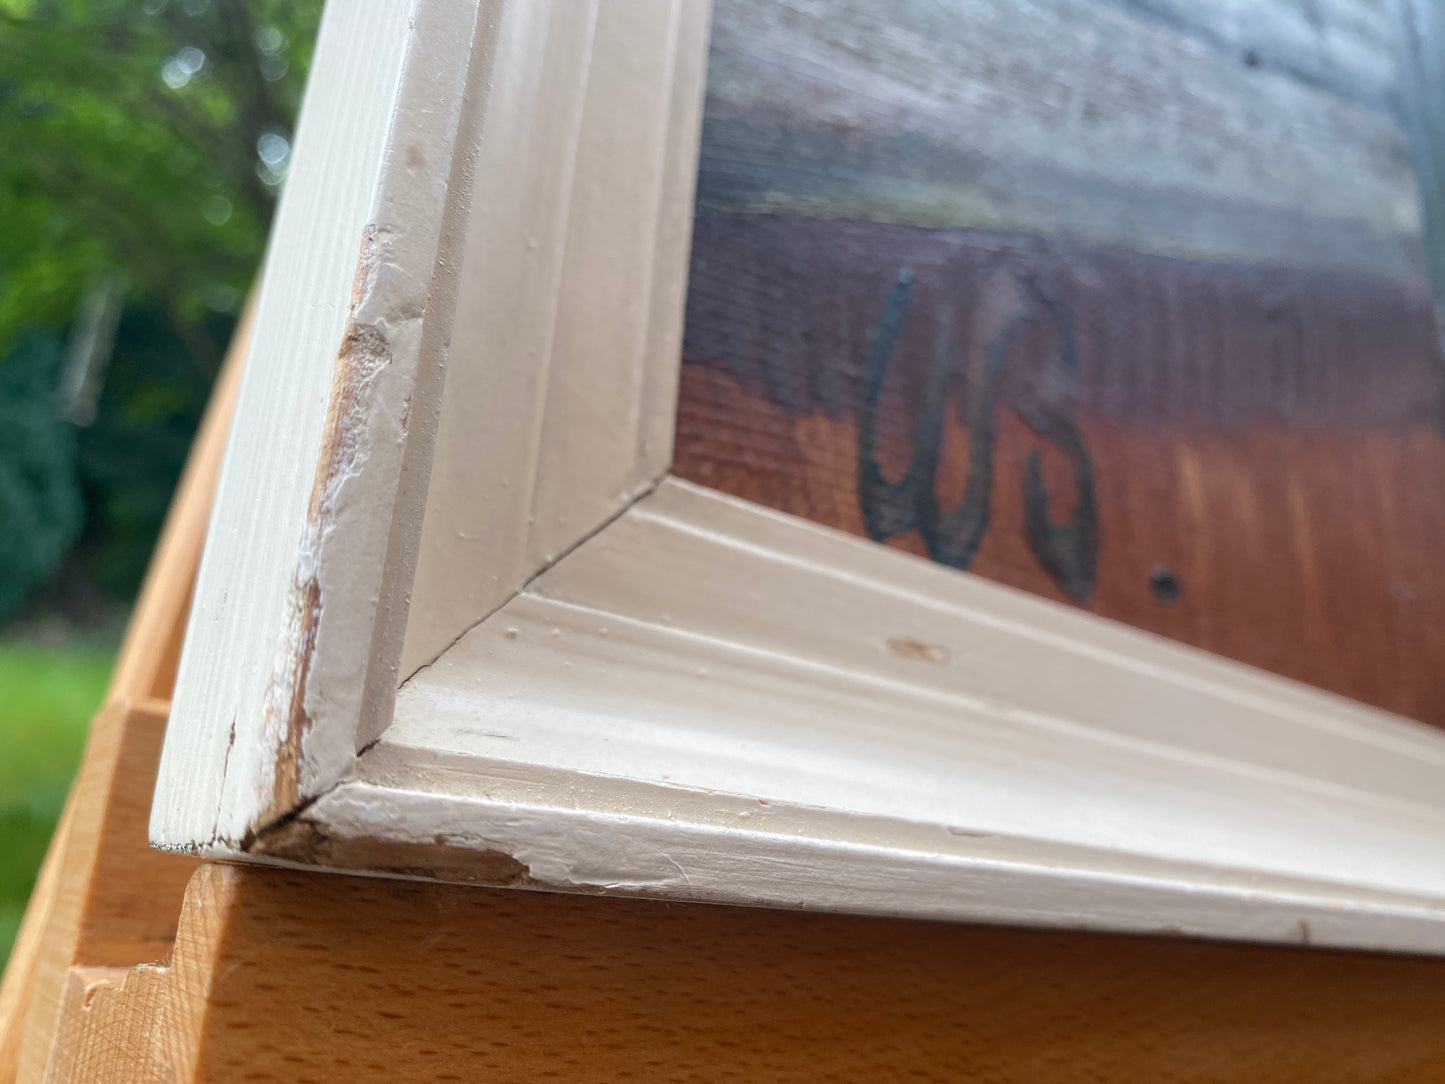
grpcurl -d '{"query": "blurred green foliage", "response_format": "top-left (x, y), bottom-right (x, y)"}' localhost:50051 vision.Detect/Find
top-left (0, 644), bottom-right (111, 967)
top-left (0, 334), bottom-right (82, 615)
top-left (0, 0), bottom-right (322, 620)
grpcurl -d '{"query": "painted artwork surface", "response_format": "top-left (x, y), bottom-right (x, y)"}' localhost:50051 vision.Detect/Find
top-left (672, 0), bottom-right (1445, 724)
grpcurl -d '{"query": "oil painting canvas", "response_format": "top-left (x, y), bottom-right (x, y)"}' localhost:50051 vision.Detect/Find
top-left (674, 0), bottom-right (1445, 724)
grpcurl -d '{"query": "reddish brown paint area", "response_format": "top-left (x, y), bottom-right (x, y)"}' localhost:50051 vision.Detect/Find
top-left (673, 213), bottom-right (1445, 724)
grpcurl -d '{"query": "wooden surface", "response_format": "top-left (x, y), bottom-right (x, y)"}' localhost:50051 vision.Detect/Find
top-left (21, 844), bottom-right (1445, 1083)
top-left (13, 701), bottom-right (196, 1082)
top-left (47, 862), bottom-right (1445, 1083)
top-left (673, 0), bottom-right (1445, 725)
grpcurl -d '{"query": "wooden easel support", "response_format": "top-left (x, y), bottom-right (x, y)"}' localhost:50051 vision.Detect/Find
top-left (6, 309), bottom-right (1445, 1084)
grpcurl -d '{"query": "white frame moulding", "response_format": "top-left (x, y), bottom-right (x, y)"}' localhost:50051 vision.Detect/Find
top-left (152, 0), bottom-right (1445, 954)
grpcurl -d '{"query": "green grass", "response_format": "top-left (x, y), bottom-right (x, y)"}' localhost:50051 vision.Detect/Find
top-left (0, 645), bottom-right (112, 970)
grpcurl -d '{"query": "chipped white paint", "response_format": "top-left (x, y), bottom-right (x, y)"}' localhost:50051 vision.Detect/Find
top-left (154, 0), bottom-right (711, 849)
top-left (153, 0), bottom-right (491, 848)
top-left (303, 775), bottom-right (1445, 953)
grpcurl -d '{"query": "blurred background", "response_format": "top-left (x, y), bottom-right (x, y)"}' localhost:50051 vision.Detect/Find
top-left (0, 0), bottom-right (323, 967)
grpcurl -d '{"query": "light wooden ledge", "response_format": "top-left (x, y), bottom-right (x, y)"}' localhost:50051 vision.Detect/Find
top-left (30, 860), bottom-right (1445, 1083)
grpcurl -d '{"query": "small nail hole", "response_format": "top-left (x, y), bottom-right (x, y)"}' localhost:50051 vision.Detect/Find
top-left (1150, 566), bottom-right (1181, 603)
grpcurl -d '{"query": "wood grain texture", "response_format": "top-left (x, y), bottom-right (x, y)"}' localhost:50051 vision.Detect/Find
top-left (673, 0), bottom-right (1445, 725)
top-left (9, 700), bottom-right (196, 1082)
top-left (52, 861), bottom-right (1445, 1083)
top-left (43, 965), bottom-right (192, 1084)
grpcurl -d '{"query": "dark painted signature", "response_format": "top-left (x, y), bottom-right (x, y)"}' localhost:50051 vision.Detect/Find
top-left (856, 267), bottom-right (1098, 599)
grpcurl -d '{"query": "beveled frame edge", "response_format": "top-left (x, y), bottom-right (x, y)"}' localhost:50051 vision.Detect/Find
top-left (153, 0), bottom-right (1445, 953)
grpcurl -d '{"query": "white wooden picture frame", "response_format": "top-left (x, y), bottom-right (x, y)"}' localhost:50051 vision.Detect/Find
top-left (152, 0), bottom-right (1445, 954)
